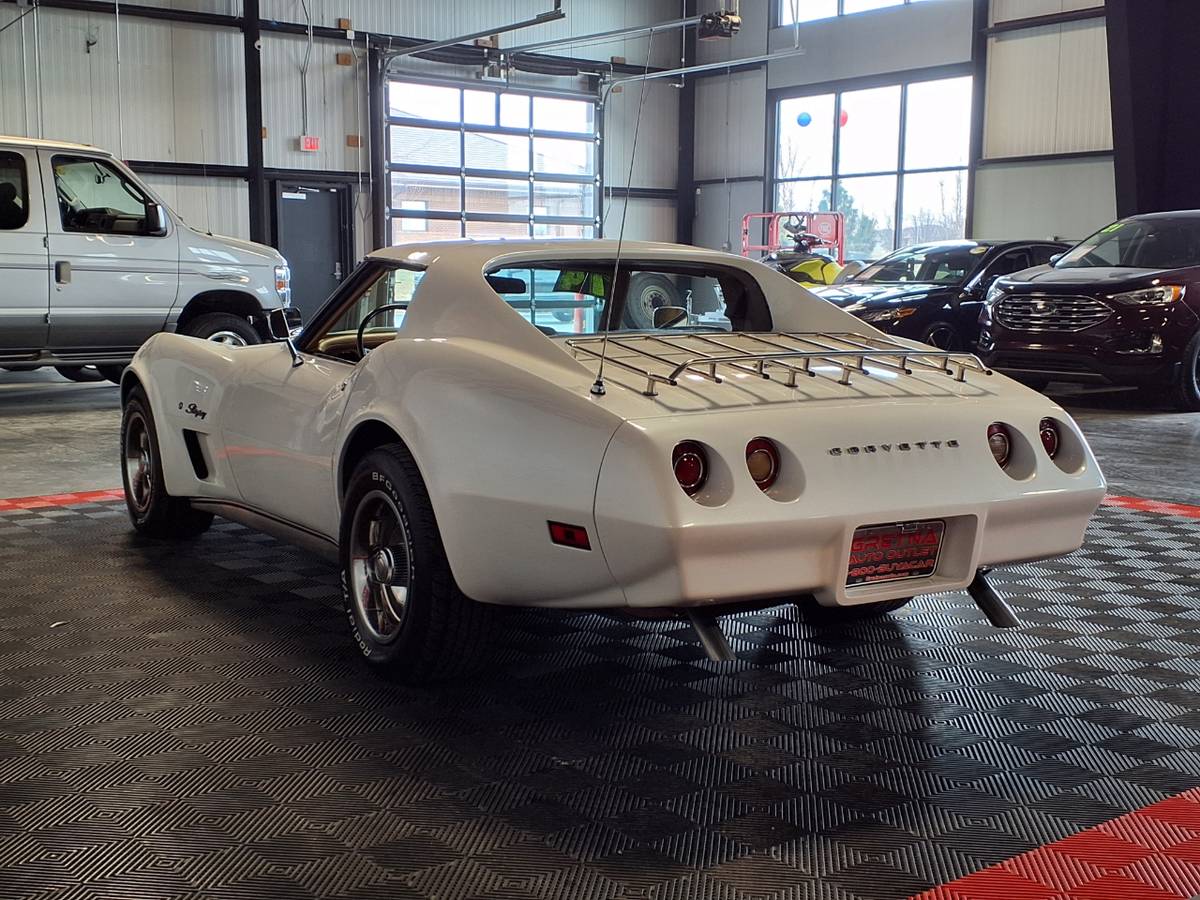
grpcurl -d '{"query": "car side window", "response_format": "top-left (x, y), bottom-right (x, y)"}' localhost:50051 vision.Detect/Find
top-left (1029, 245), bottom-right (1060, 266)
top-left (52, 155), bottom-right (156, 236)
top-left (986, 249), bottom-right (1033, 280)
top-left (0, 152), bottom-right (29, 230)
top-left (307, 266), bottom-right (425, 362)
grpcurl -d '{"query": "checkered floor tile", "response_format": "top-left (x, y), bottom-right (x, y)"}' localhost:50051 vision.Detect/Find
top-left (1, 500), bottom-right (1199, 899)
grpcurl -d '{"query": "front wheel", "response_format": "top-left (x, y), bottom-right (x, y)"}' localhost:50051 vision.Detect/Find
top-left (921, 321), bottom-right (964, 352)
top-left (55, 365), bottom-right (105, 383)
top-left (1170, 331), bottom-right (1200, 411)
top-left (182, 312), bottom-right (261, 347)
top-left (340, 445), bottom-right (495, 681)
top-left (121, 386), bottom-right (214, 538)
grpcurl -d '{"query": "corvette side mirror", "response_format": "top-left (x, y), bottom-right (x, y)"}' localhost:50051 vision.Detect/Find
top-left (267, 307), bottom-right (303, 367)
top-left (653, 305), bottom-right (688, 328)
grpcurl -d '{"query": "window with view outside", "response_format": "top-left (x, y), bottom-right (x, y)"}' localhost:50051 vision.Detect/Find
top-left (484, 265), bottom-right (751, 336)
top-left (386, 80), bottom-right (599, 244)
top-left (779, 0), bottom-right (935, 25)
top-left (773, 75), bottom-right (972, 262)
top-left (1055, 218), bottom-right (1200, 270)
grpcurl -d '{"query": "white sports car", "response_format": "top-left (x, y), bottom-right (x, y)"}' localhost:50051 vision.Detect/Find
top-left (119, 240), bottom-right (1106, 680)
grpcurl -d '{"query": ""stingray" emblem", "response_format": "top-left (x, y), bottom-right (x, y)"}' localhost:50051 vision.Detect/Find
top-left (178, 402), bottom-right (208, 421)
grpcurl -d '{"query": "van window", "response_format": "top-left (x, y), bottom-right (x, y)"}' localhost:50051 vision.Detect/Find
top-left (0, 152), bottom-right (28, 230)
top-left (52, 156), bottom-right (156, 236)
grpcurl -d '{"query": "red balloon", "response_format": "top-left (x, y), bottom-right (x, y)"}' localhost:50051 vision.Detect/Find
top-left (839, 109), bottom-right (849, 127)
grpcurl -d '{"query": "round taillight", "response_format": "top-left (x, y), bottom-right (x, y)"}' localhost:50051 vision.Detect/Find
top-left (987, 423), bottom-right (1012, 468)
top-left (1039, 418), bottom-right (1060, 458)
top-left (672, 441), bottom-right (708, 496)
top-left (746, 437), bottom-right (780, 490)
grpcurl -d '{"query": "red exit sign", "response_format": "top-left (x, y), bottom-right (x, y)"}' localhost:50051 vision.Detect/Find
top-left (300, 135), bottom-right (320, 152)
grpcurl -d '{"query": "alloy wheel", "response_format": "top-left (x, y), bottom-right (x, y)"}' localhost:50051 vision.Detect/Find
top-left (124, 412), bottom-right (154, 513)
top-left (207, 330), bottom-right (249, 347)
top-left (348, 490), bottom-right (414, 644)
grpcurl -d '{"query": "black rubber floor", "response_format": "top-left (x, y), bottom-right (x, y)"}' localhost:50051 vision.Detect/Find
top-left (2, 499), bottom-right (1200, 899)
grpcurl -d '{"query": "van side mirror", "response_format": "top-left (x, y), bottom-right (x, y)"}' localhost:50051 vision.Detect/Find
top-left (653, 305), bottom-right (688, 328)
top-left (145, 202), bottom-right (169, 237)
top-left (267, 307), bottom-right (304, 367)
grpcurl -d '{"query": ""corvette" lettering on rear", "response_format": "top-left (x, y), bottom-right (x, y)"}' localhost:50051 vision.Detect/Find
top-left (828, 440), bottom-right (959, 457)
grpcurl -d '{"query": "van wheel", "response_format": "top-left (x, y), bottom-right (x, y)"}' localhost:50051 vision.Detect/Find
top-left (622, 274), bottom-right (681, 330)
top-left (1170, 332), bottom-right (1200, 411)
top-left (341, 444), bottom-right (495, 682)
top-left (183, 313), bottom-right (261, 347)
top-left (55, 365), bottom-right (105, 383)
top-left (121, 386), bottom-right (214, 538)
top-left (97, 365), bottom-right (125, 385)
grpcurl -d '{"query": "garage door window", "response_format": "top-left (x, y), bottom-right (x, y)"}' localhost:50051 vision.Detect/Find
top-left (386, 79), bottom-right (599, 243)
top-left (0, 152), bottom-right (29, 230)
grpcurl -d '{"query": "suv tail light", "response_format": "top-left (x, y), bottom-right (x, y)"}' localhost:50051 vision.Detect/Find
top-left (987, 423), bottom-right (1012, 468)
top-left (745, 437), bottom-right (780, 490)
top-left (672, 441), bottom-right (708, 496)
top-left (1039, 418), bottom-right (1061, 458)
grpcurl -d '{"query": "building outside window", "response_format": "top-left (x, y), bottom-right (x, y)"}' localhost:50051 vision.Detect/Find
top-left (779, 0), bottom-right (937, 26)
top-left (773, 75), bottom-right (972, 260)
top-left (386, 80), bottom-right (599, 244)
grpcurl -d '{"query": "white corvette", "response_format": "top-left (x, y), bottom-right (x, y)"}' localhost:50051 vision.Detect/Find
top-left (119, 240), bottom-right (1106, 679)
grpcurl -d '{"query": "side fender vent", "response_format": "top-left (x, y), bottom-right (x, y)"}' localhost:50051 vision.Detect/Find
top-left (181, 429), bottom-right (210, 480)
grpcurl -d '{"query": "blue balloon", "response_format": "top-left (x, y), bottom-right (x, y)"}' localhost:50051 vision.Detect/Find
top-left (797, 111), bottom-right (812, 127)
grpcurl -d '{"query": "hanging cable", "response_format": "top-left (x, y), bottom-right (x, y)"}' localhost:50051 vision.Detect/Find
top-left (115, 0), bottom-right (124, 157)
top-left (298, 0), bottom-right (314, 138)
top-left (591, 28), bottom-right (656, 397)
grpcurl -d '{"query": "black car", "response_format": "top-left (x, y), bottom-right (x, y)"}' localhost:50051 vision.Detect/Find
top-left (815, 240), bottom-right (1069, 350)
top-left (980, 212), bottom-right (1200, 410)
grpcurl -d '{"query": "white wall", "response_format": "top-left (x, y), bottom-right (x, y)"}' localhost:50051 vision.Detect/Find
top-left (972, 156), bottom-right (1115, 241)
top-left (0, 0), bottom-right (681, 248)
top-left (973, 1), bottom-right (1114, 239)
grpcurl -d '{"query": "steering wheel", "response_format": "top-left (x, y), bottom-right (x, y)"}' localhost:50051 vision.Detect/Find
top-left (356, 303), bottom-right (409, 361)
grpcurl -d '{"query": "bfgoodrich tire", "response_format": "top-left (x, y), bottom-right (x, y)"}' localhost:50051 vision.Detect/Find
top-left (340, 444), bottom-right (495, 682)
top-left (121, 386), bottom-right (214, 539)
top-left (1170, 331), bottom-right (1200, 412)
top-left (182, 312), bottom-right (261, 347)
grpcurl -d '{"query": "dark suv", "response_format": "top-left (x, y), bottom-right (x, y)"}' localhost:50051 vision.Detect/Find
top-left (979, 211), bottom-right (1200, 410)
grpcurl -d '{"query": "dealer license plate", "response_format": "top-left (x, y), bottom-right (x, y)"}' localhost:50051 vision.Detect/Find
top-left (846, 520), bottom-right (945, 587)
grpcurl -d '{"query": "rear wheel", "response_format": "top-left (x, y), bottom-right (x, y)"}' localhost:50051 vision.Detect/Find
top-left (802, 597), bottom-right (913, 623)
top-left (340, 444), bottom-right (495, 681)
top-left (1170, 331), bottom-right (1200, 411)
top-left (55, 365), bottom-right (104, 383)
top-left (622, 273), bottom-right (681, 330)
top-left (121, 386), bottom-right (213, 538)
top-left (182, 312), bottom-right (261, 347)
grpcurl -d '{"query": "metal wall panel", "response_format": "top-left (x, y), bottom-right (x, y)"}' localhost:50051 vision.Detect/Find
top-left (983, 19), bottom-right (1111, 158)
top-left (141, 173), bottom-right (251, 239)
top-left (972, 156), bottom-right (1115, 240)
top-left (0, 7), bottom-right (244, 164)
top-left (600, 195), bottom-right (676, 242)
top-left (694, 68), bottom-right (766, 182)
top-left (693, 179), bottom-right (765, 253)
top-left (603, 81), bottom-right (678, 191)
top-left (991, 0), bottom-right (1104, 26)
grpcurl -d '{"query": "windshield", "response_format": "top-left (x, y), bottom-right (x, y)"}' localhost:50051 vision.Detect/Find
top-left (1055, 218), bottom-right (1200, 269)
top-left (852, 244), bottom-right (987, 285)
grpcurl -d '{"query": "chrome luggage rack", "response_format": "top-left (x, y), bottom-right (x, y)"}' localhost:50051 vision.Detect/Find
top-left (565, 331), bottom-right (992, 397)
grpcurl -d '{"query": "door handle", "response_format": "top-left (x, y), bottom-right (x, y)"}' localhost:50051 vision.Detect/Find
top-left (334, 261), bottom-right (343, 280)
top-left (54, 260), bottom-right (71, 285)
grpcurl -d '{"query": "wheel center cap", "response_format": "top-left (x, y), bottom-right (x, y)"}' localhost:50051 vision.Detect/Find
top-left (370, 548), bottom-right (395, 584)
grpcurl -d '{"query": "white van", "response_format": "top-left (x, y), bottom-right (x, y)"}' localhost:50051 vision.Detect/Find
top-left (0, 136), bottom-right (291, 383)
